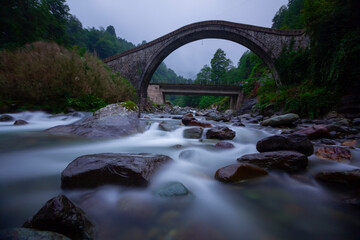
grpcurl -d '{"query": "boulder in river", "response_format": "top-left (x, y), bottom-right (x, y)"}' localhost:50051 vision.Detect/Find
top-left (215, 141), bottom-right (235, 149)
top-left (23, 195), bottom-right (96, 240)
top-left (206, 127), bottom-right (236, 140)
top-left (0, 228), bottom-right (71, 240)
top-left (315, 147), bottom-right (352, 162)
top-left (256, 134), bottom-right (314, 156)
top-left (237, 151), bottom-right (308, 173)
top-left (260, 113), bottom-right (299, 127)
top-left (61, 153), bottom-right (173, 189)
top-left (183, 127), bottom-right (203, 139)
top-left (182, 113), bottom-right (212, 128)
top-left (215, 163), bottom-right (268, 183)
top-left (0, 114), bottom-right (14, 122)
top-left (45, 103), bottom-right (145, 138)
top-left (294, 125), bottom-right (330, 140)
top-left (14, 120), bottom-right (28, 125)
top-left (158, 121), bottom-right (178, 132)
top-left (315, 169), bottom-right (360, 185)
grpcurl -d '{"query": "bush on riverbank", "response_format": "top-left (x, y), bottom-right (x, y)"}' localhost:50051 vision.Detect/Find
top-left (0, 41), bottom-right (136, 112)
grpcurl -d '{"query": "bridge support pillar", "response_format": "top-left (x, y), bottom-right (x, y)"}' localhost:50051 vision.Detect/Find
top-left (147, 85), bottom-right (165, 105)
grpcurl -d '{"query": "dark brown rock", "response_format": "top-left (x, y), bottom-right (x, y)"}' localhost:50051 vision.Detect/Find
top-left (215, 163), bottom-right (268, 183)
top-left (237, 151), bottom-right (308, 173)
top-left (315, 147), bottom-right (352, 162)
top-left (61, 153), bottom-right (173, 189)
top-left (181, 113), bottom-right (196, 125)
top-left (14, 120), bottom-right (28, 125)
top-left (23, 195), bottom-right (95, 240)
top-left (315, 169), bottom-right (360, 185)
top-left (206, 127), bottom-right (236, 140)
top-left (183, 127), bottom-right (203, 139)
top-left (233, 122), bottom-right (245, 127)
top-left (188, 120), bottom-right (212, 128)
top-left (256, 134), bottom-right (314, 156)
top-left (295, 125), bottom-right (330, 140)
top-left (215, 142), bottom-right (235, 149)
top-left (0, 114), bottom-right (14, 122)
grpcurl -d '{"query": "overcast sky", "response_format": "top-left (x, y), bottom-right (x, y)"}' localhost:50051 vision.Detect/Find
top-left (66, 0), bottom-right (288, 79)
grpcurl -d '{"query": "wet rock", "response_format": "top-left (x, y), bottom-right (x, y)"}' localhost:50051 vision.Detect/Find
top-left (341, 140), bottom-right (359, 148)
top-left (233, 122), bottom-right (245, 127)
top-left (214, 163), bottom-right (268, 183)
top-left (206, 127), bottom-right (236, 140)
top-left (158, 121), bottom-right (177, 132)
top-left (237, 151), bottom-right (308, 173)
top-left (0, 228), bottom-right (71, 240)
top-left (205, 111), bottom-right (230, 122)
top-left (14, 120), bottom-right (28, 125)
top-left (237, 98), bottom-right (257, 115)
top-left (326, 111), bottom-right (340, 119)
top-left (181, 113), bottom-right (212, 128)
top-left (183, 127), bottom-right (203, 139)
top-left (0, 114), bottom-right (14, 122)
top-left (23, 195), bottom-right (95, 240)
top-left (181, 113), bottom-right (196, 125)
top-left (61, 153), bottom-right (173, 189)
top-left (188, 120), bottom-right (212, 128)
top-left (321, 139), bottom-right (337, 145)
top-left (256, 134), bottom-right (314, 156)
top-left (294, 125), bottom-right (330, 140)
top-left (315, 169), bottom-right (360, 185)
top-left (214, 142), bottom-right (235, 149)
top-left (153, 182), bottom-right (191, 198)
top-left (45, 103), bottom-right (145, 138)
top-left (315, 147), bottom-right (352, 162)
top-left (260, 113), bottom-right (299, 127)
top-left (195, 110), bottom-right (209, 117)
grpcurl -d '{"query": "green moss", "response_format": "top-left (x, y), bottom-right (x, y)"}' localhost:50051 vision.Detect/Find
top-left (119, 101), bottom-right (138, 111)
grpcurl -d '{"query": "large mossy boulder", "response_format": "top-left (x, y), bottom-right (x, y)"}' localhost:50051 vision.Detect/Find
top-left (45, 103), bottom-right (145, 138)
top-left (61, 153), bottom-right (173, 189)
top-left (237, 151), bottom-right (308, 173)
top-left (256, 134), bottom-right (314, 156)
top-left (23, 195), bottom-right (95, 240)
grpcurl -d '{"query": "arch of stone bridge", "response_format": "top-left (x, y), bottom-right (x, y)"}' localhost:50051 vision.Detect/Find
top-left (104, 21), bottom-right (308, 100)
top-left (140, 29), bottom-right (277, 95)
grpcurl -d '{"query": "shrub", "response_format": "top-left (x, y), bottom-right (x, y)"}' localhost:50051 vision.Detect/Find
top-left (0, 41), bottom-right (135, 112)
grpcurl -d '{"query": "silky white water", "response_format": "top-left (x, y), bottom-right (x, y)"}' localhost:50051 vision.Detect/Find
top-left (0, 112), bottom-right (359, 239)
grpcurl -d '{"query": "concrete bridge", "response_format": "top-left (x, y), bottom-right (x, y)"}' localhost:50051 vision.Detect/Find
top-left (148, 83), bottom-right (244, 110)
top-left (103, 20), bottom-right (309, 106)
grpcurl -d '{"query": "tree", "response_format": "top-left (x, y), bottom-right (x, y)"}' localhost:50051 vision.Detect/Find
top-left (210, 49), bottom-right (232, 84)
top-left (105, 25), bottom-right (116, 37)
top-left (194, 65), bottom-right (211, 84)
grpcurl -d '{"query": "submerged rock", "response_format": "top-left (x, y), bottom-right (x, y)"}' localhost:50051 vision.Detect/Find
top-left (23, 195), bottom-right (95, 240)
top-left (0, 228), bottom-right (71, 240)
top-left (153, 182), bottom-right (191, 198)
top-left (295, 125), bottom-right (330, 140)
top-left (183, 127), bottom-right (203, 139)
top-left (61, 153), bottom-right (173, 189)
top-left (206, 127), bottom-right (236, 140)
top-left (260, 113), bottom-right (299, 127)
top-left (315, 169), bottom-right (360, 185)
top-left (237, 151), bottom-right (308, 173)
top-left (14, 120), bottom-right (28, 125)
top-left (215, 163), bottom-right (268, 183)
top-left (214, 142), bottom-right (235, 149)
top-left (256, 134), bottom-right (314, 156)
top-left (315, 147), bottom-right (352, 162)
top-left (45, 103), bottom-right (145, 138)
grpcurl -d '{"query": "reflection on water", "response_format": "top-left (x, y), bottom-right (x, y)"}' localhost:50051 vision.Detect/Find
top-left (0, 112), bottom-right (359, 239)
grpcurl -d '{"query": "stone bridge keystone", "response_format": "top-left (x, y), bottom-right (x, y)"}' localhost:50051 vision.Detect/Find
top-left (104, 20), bottom-right (309, 104)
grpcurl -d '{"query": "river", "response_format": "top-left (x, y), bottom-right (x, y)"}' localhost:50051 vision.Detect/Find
top-left (0, 111), bottom-right (359, 239)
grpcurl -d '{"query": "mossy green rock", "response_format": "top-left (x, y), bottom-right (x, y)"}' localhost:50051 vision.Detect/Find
top-left (153, 182), bottom-right (191, 198)
top-left (260, 113), bottom-right (299, 127)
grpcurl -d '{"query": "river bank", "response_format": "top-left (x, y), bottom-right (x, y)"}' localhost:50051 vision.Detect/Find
top-left (0, 105), bottom-right (359, 239)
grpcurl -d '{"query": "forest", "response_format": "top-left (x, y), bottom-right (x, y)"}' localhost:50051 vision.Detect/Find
top-left (0, 0), bottom-right (359, 116)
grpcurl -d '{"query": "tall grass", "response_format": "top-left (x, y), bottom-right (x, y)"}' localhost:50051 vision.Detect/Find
top-left (0, 41), bottom-right (135, 112)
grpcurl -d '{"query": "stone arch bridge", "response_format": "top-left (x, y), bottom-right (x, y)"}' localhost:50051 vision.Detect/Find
top-left (104, 20), bottom-right (309, 105)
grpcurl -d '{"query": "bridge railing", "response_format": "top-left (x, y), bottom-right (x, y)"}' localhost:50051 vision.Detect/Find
top-left (150, 79), bottom-right (244, 86)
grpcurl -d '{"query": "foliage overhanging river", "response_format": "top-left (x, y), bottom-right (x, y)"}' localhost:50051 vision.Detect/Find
top-left (0, 111), bottom-right (359, 239)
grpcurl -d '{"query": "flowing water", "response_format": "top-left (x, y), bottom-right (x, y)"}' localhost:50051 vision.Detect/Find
top-left (0, 111), bottom-right (359, 239)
